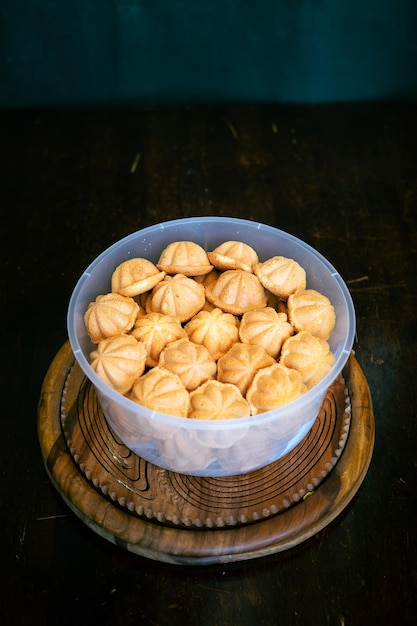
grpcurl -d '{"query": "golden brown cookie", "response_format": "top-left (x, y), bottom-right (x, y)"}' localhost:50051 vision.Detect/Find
top-left (149, 274), bottom-right (206, 322)
top-left (156, 241), bottom-right (213, 276)
top-left (207, 241), bottom-right (259, 272)
top-left (111, 258), bottom-right (165, 297)
top-left (287, 288), bottom-right (336, 340)
top-left (205, 269), bottom-right (267, 315)
top-left (246, 363), bottom-right (308, 414)
top-left (130, 366), bottom-right (190, 417)
top-left (254, 256), bottom-right (306, 299)
top-left (185, 307), bottom-right (239, 361)
top-left (84, 292), bottom-right (139, 343)
top-left (280, 330), bottom-right (336, 389)
top-left (188, 380), bottom-right (250, 419)
top-left (217, 342), bottom-right (276, 396)
top-left (130, 312), bottom-right (187, 367)
top-left (90, 334), bottom-right (147, 395)
top-left (159, 338), bottom-right (217, 391)
top-left (238, 307), bottom-right (294, 358)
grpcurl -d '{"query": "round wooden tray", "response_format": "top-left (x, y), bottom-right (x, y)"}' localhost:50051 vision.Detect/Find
top-left (38, 342), bottom-right (374, 565)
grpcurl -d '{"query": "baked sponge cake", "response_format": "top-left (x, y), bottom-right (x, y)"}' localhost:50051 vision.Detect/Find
top-left (246, 363), bottom-right (308, 415)
top-left (158, 338), bottom-right (217, 391)
top-left (149, 274), bottom-right (206, 322)
top-left (185, 307), bottom-right (239, 361)
top-left (111, 258), bottom-right (165, 297)
top-left (280, 330), bottom-right (336, 389)
top-left (130, 312), bottom-right (187, 367)
top-left (90, 334), bottom-right (147, 395)
top-left (287, 288), bottom-right (336, 340)
top-left (156, 241), bottom-right (213, 276)
top-left (205, 269), bottom-right (267, 315)
top-left (217, 342), bottom-right (275, 396)
top-left (130, 366), bottom-right (190, 417)
top-left (238, 307), bottom-right (294, 358)
top-left (254, 256), bottom-right (306, 299)
top-left (207, 241), bottom-right (259, 272)
top-left (188, 380), bottom-right (250, 419)
top-left (84, 292), bottom-right (139, 343)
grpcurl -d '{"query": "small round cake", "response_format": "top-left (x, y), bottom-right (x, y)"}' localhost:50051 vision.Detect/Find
top-left (254, 256), bottom-right (306, 299)
top-left (159, 338), bottom-right (217, 391)
top-left (238, 307), bottom-right (294, 358)
top-left (111, 258), bottom-right (165, 297)
top-left (188, 380), bottom-right (250, 419)
top-left (156, 241), bottom-right (213, 276)
top-left (149, 274), bottom-right (206, 322)
top-left (287, 288), bottom-right (336, 340)
top-left (207, 240), bottom-right (259, 272)
top-left (217, 342), bottom-right (276, 396)
top-left (280, 330), bottom-right (336, 389)
top-left (84, 292), bottom-right (139, 344)
top-left (205, 269), bottom-right (268, 315)
top-left (130, 366), bottom-right (190, 417)
top-left (90, 334), bottom-right (147, 395)
top-left (130, 312), bottom-right (187, 367)
top-left (185, 307), bottom-right (239, 361)
top-left (246, 363), bottom-right (308, 415)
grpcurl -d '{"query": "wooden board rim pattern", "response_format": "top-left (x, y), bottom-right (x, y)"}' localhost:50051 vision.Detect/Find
top-left (38, 342), bottom-right (374, 565)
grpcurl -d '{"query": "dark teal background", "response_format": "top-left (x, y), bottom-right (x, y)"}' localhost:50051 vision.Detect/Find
top-left (1, 0), bottom-right (417, 107)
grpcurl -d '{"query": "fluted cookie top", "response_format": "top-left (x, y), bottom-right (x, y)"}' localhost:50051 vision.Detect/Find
top-left (205, 269), bottom-right (268, 315)
top-left (207, 240), bottom-right (259, 272)
top-left (90, 334), bottom-right (146, 395)
top-left (159, 338), bottom-right (217, 391)
top-left (130, 366), bottom-right (190, 417)
top-left (217, 343), bottom-right (276, 396)
top-left (188, 380), bottom-right (250, 420)
top-left (84, 292), bottom-right (139, 343)
top-left (287, 288), bottom-right (336, 340)
top-left (254, 256), bottom-right (306, 299)
top-left (246, 363), bottom-right (308, 415)
top-left (185, 307), bottom-right (239, 361)
top-left (280, 330), bottom-right (336, 389)
top-left (111, 257), bottom-right (165, 297)
top-left (157, 241), bottom-right (213, 276)
top-left (238, 307), bottom-right (294, 359)
top-left (149, 274), bottom-right (206, 322)
top-left (130, 312), bottom-right (187, 367)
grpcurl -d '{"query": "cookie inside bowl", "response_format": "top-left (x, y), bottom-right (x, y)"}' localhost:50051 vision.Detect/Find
top-left (67, 217), bottom-right (355, 476)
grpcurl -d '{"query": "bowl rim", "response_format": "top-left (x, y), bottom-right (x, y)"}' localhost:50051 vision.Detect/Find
top-left (67, 216), bottom-right (356, 431)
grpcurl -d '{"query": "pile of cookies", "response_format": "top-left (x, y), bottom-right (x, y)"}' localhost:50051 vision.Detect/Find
top-left (84, 240), bottom-right (336, 420)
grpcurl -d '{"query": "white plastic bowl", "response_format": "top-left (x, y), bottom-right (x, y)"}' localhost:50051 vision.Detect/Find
top-left (67, 217), bottom-right (355, 476)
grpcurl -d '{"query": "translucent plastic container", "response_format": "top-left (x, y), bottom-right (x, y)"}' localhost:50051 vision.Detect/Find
top-left (67, 217), bottom-right (356, 476)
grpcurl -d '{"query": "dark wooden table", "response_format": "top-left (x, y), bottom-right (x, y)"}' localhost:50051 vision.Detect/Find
top-left (2, 103), bottom-right (416, 625)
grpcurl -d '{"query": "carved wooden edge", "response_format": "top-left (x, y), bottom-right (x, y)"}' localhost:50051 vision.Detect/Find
top-left (59, 363), bottom-right (352, 529)
top-left (38, 342), bottom-right (375, 565)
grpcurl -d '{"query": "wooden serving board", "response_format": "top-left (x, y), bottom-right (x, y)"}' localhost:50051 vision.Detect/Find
top-left (38, 342), bottom-right (374, 565)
